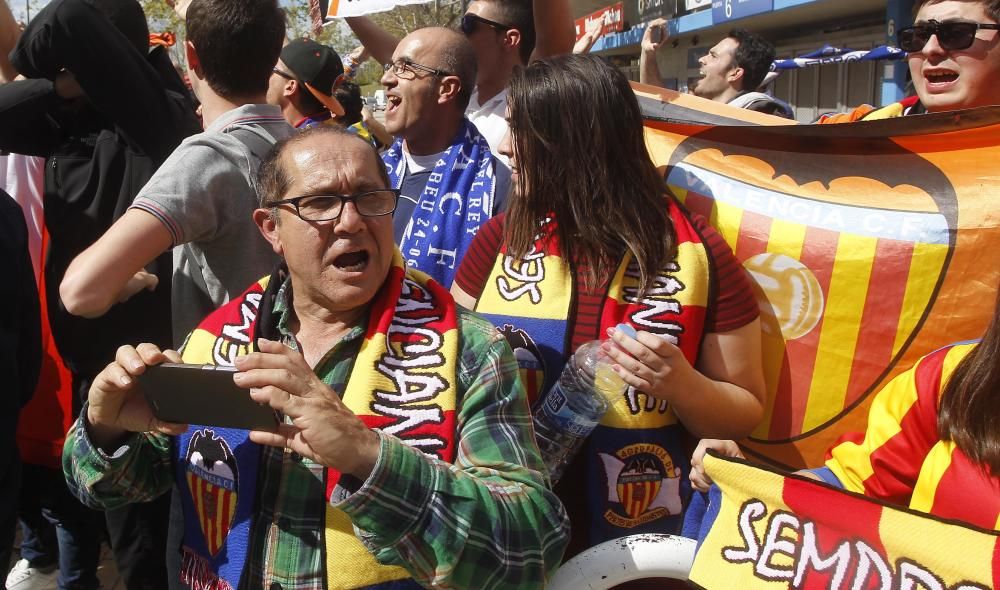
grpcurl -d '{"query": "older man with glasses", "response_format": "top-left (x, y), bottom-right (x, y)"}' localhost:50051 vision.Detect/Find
top-left (372, 27), bottom-right (512, 288)
top-left (63, 125), bottom-right (570, 590)
top-left (345, 0), bottom-right (574, 163)
top-left (820, 0), bottom-right (1000, 121)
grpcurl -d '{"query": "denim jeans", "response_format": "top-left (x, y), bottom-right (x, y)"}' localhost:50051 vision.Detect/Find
top-left (18, 463), bottom-right (102, 590)
top-left (70, 373), bottom-right (171, 590)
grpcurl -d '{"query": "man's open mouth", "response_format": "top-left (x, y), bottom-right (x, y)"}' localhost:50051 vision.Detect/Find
top-left (333, 250), bottom-right (370, 272)
top-left (925, 71), bottom-right (959, 84)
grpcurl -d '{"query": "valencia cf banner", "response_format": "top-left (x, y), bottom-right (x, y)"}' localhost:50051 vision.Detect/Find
top-left (636, 83), bottom-right (1000, 469)
top-left (685, 453), bottom-right (1000, 589)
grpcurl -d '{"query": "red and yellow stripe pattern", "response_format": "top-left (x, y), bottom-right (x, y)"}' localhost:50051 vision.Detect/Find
top-left (324, 252), bottom-right (459, 588)
top-left (637, 82), bottom-right (1000, 468)
top-left (827, 343), bottom-right (1000, 531)
top-left (669, 153), bottom-right (951, 443)
top-left (186, 471), bottom-right (238, 557)
top-left (689, 453), bottom-right (1000, 589)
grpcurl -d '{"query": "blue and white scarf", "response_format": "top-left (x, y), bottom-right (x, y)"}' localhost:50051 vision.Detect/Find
top-left (383, 118), bottom-right (496, 287)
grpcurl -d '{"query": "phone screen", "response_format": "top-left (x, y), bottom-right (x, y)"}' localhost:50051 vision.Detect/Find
top-left (651, 25), bottom-right (663, 44)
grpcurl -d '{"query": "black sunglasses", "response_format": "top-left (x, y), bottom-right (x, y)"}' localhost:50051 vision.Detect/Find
top-left (897, 19), bottom-right (1000, 52)
top-left (460, 13), bottom-right (512, 35)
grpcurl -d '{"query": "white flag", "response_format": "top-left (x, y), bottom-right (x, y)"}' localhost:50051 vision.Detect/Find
top-left (327, 0), bottom-right (436, 18)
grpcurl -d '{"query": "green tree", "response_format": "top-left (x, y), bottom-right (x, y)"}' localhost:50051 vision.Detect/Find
top-left (284, 0), bottom-right (352, 51)
top-left (132, 0), bottom-right (465, 91)
top-left (368, 2), bottom-right (461, 38)
top-left (138, 0), bottom-right (184, 64)
top-left (139, 0), bottom-right (182, 33)
top-left (345, 1), bottom-right (464, 92)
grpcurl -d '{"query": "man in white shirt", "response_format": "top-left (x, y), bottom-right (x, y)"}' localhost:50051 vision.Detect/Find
top-left (344, 0), bottom-right (574, 163)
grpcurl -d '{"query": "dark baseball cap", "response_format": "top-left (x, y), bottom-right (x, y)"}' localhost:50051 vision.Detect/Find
top-left (280, 38), bottom-right (345, 116)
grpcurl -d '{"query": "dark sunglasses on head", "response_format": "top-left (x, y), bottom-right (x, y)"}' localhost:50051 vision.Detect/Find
top-left (460, 13), bottom-right (512, 35)
top-left (897, 19), bottom-right (1000, 52)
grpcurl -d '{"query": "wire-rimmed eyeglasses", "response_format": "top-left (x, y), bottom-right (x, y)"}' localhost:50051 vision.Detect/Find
top-left (382, 58), bottom-right (453, 79)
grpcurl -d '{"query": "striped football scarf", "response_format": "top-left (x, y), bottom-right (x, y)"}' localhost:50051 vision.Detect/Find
top-left (175, 251), bottom-right (459, 590)
top-left (383, 118), bottom-right (496, 287)
top-left (474, 198), bottom-right (714, 544)
top-left (685, 453), bottom-right (1000, 589)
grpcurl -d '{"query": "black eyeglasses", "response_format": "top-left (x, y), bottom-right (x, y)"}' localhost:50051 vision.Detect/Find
top-left (460, 13), bottom-right (512, 35)
top-left (897, 19), bottom-right (1000, 52)
top-left (383, 58), bottom-right (452, 79)
top-left (272, 67), bottom-right (296, 80)
top-left (270, 190), bottom-right (400, 222)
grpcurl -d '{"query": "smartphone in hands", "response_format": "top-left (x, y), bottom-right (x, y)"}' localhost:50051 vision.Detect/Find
top-left (139, 363), bottom-right (279, 431)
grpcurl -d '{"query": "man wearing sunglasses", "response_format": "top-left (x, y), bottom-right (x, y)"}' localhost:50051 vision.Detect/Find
top-left (820, 0), bottom-right (1000, 121)
top-left (266, 38), bottom-right (347, 129)
top-left (64, 126), bottom-right (570, 590)
top-left (345, 0), bottom-right (574, 163)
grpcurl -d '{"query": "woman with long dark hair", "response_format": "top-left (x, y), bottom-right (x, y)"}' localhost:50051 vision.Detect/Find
top-left (452, 54), bottom-right (766, 555)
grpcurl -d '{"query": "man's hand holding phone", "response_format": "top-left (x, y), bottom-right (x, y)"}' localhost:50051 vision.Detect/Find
top-left (235, 339), bottom-right (380, 480)
top-left (641, 18), bottom-right (668, 53)
top-left (87, 343), bottom-right (189, 451)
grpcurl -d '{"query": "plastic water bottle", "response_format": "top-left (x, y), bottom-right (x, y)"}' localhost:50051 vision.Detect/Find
top-left (531, 339), bottom-right (628, 484)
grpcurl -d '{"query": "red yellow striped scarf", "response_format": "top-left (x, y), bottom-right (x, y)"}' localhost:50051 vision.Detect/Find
top-left (473, 200), bottom-right (712, 408)
top-left (176, 251), bottom-right (459, 589)
top-left (474, 200), bottom-right (714, 543)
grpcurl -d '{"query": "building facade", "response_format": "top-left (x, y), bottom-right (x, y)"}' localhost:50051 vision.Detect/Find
top-left (571, 0), bottom-right (918, 122)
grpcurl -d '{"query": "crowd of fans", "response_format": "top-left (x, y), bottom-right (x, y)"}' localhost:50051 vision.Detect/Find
top-left (1, 0), bottom-right (999, 588)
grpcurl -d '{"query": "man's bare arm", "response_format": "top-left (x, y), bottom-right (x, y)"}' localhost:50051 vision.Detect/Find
top-left (531, 0), bottom-right (574, 61)
top-left (343, 17), bottom-right (400, 65)
top-left (60, 209), bottom-right (173, 318)
top-left (362, 106), bottom-right (393, 148)
top-left (0, 1), bottom-right (21, 83)
top-left (639, 19), bottom-right (667, 87)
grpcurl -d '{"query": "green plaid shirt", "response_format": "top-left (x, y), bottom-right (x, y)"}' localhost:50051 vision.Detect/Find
top-left (63, 281), bottom-right (569, 590)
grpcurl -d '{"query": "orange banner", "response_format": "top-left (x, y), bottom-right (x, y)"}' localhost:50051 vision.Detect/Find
top-left (637, 83), bottom-right (1000, 468)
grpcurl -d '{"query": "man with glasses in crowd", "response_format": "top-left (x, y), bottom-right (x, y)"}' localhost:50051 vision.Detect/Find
top-left (63, 125), bottom-right (570, 590)
top-left (345, 0), bottom-right (574, 161)
top-left (820, 0), bottom-right (1000, 121)
top-left (376, 27), bottom-right (511, 287)
top-left (267, 37), bottom-right (348, 129)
